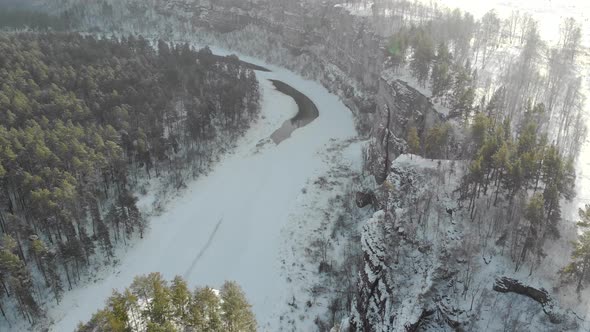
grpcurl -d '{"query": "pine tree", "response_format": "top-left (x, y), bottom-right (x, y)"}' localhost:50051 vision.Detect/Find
top-left (406, 126), bottom-right (420, 157)
top-left (387, 30), bottom-right (409, 69)
top-left (410, 30), bottom-right (434, 86)
top-left (170, 276), bottom-right (191, 323)
top-left (471, 112), bottom-right (491, 149)
top-left (191, 287), bottom-right (222, 331)
top-left (577, 205), bottom-right (590, 228)
top-left (491, 141), bottom-right (510, 205)
top-left (130, 273), bottom-right (172, 326)
top-left (30, 237), bottom-right (63, 304)
top-left (516, 193), bottom-right (545, 271)
top-left (424, 123), bottom-right (451, 159)
top-left (562, 205), bottom-right (590, 291)
top-left (220, 281), bottom-right (257, 332)
top-left (430, 42), bottom-right (453, 98)
top-left (450, 62), bottom-right (475, 119)
top-left (45, 250), bottom-right (64, 305)
top-left (0, 234), bottom-right (41, 323)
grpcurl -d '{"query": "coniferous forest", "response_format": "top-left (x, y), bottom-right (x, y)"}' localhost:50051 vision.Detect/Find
top-left (76, 274), bottom-right (256, 332)
top-left (0, 33), bottom-right (259, 324)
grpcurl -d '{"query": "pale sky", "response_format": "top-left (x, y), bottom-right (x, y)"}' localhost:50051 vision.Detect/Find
top-left (426, 0), bottom-right (590, 45)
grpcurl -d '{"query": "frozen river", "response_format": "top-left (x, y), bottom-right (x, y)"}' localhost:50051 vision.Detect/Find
top-left (46, 56), bottom-right (357, 331)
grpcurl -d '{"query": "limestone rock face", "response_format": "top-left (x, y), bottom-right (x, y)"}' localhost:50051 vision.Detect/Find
top-left (379, 79), bottom-right (442, 140)
top-left (367, 79), bottom-right (443, 183)
top-left (350, 211), bottom-right (396, 332)
top-left (355, 191), bottom-right (376, 208)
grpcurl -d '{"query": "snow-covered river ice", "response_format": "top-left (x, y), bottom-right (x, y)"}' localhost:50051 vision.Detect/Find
top-left (46, 57), bottom-right (358, 331)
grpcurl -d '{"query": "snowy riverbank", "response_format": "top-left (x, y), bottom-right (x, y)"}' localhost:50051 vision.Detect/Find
top-left (45, 58), bottom-right (359, 331)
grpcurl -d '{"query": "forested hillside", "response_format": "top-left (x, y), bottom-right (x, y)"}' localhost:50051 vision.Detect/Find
top-left (0, 33), bottom-right (259, 325)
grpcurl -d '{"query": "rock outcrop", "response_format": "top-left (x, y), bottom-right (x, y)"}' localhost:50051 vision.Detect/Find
top-left (493, 277), bottom-right (577, 326)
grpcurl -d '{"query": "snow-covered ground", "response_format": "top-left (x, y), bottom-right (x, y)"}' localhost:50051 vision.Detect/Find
top-left (420, 0), bottom-right (590, 44)
top-left (45, 59), bottom-right (358, 331)
top-left (339, 0), bottom-right (590, 42)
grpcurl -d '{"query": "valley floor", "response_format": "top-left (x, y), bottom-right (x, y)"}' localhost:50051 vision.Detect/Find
top-left (45, 61), bottom-right (359, 331)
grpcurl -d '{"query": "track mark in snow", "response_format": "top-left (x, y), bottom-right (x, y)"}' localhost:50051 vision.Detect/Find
top-left (184, 218), bottom-right (223, 278)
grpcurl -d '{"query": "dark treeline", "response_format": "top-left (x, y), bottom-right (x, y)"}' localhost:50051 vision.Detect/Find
top-left (0, 33), bottom-right (259, 325)
top-left (0, 7), bottom-right (79, 31)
